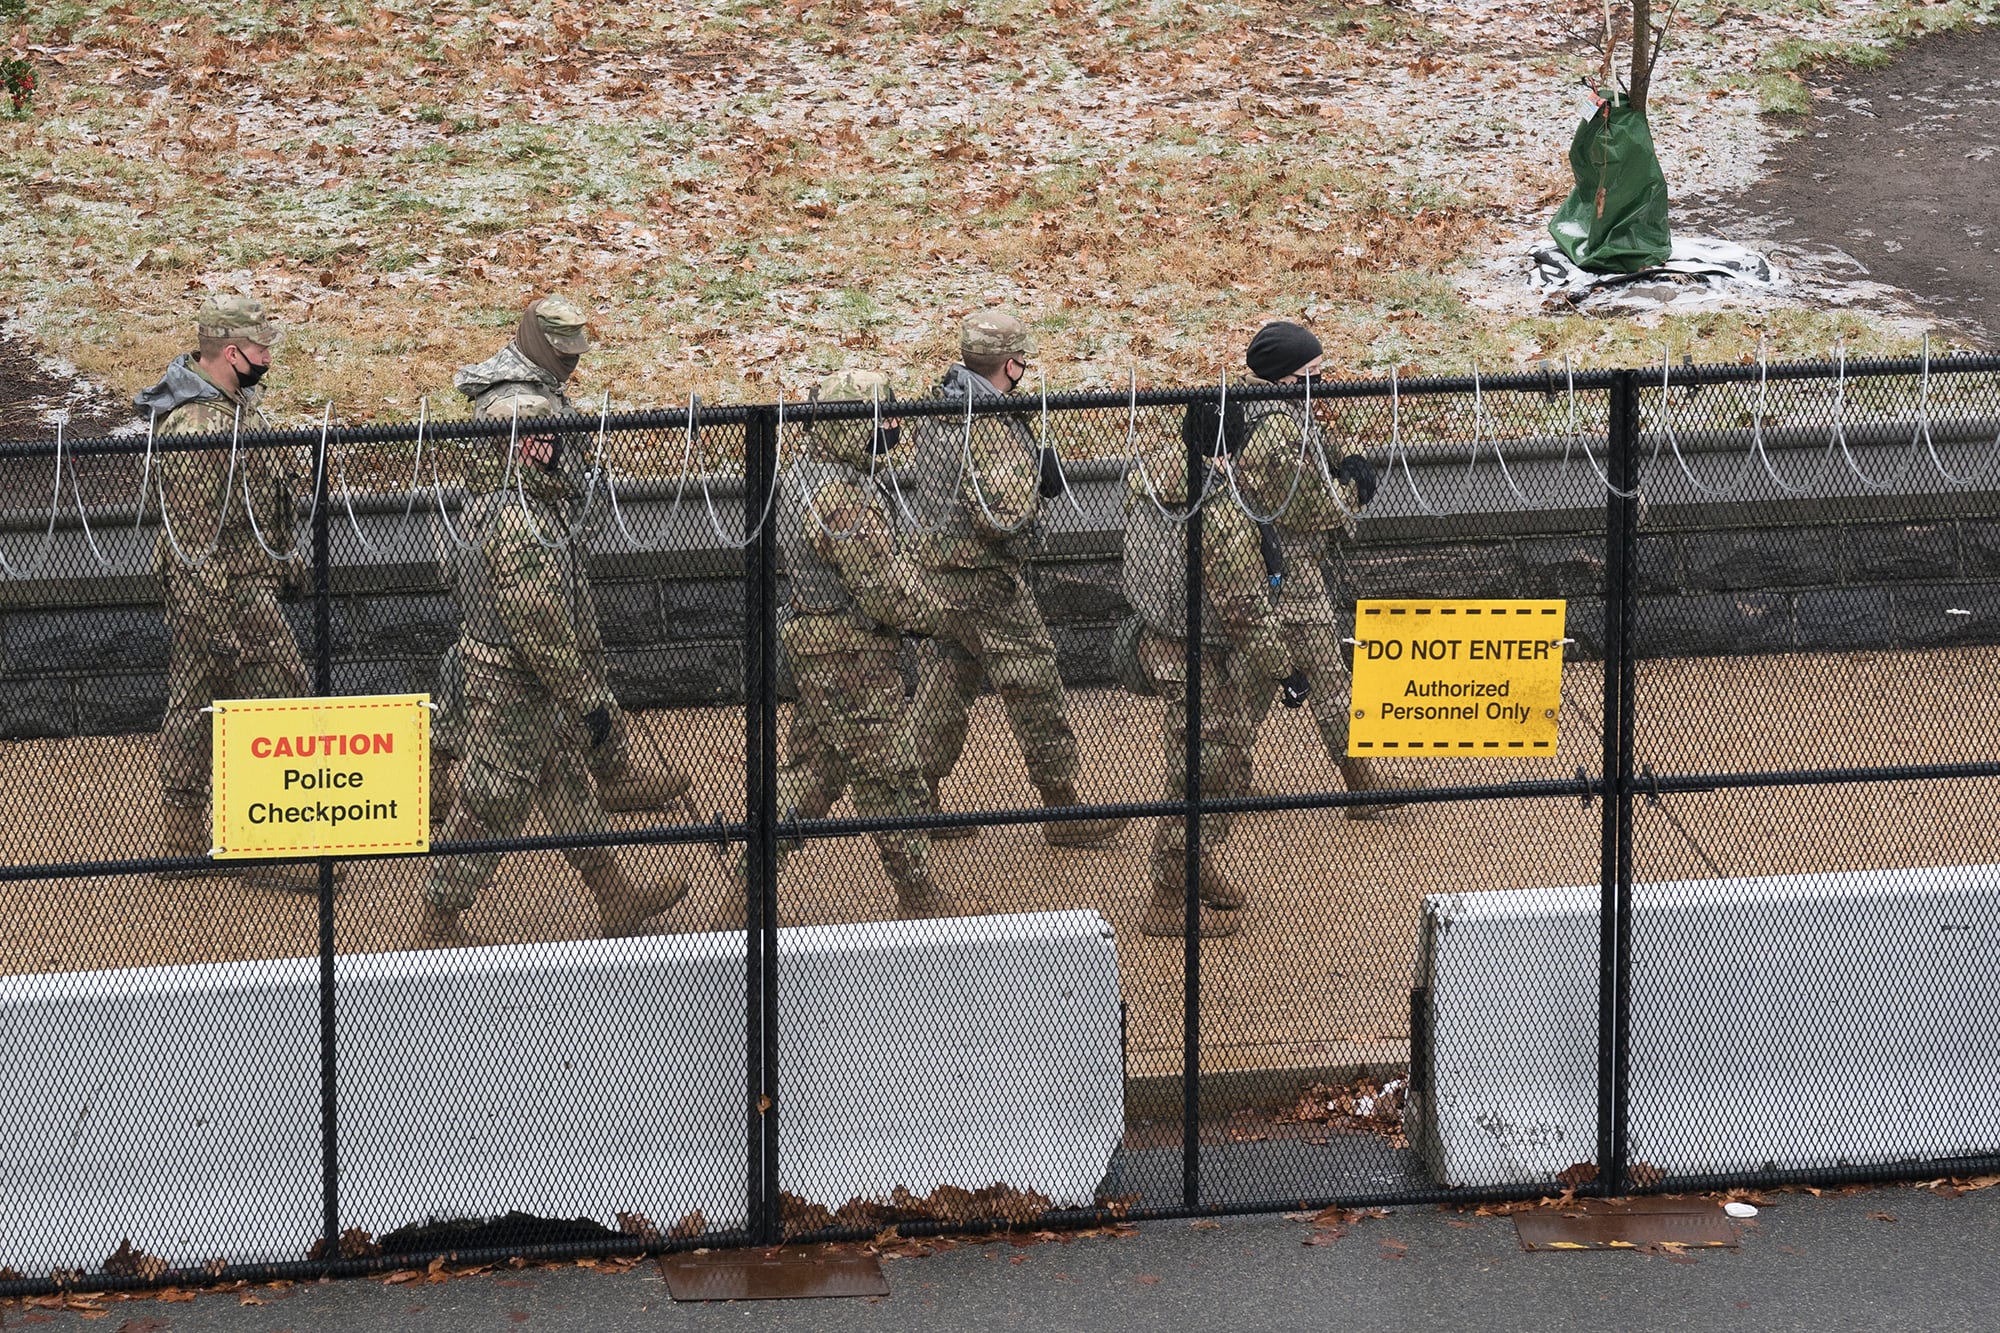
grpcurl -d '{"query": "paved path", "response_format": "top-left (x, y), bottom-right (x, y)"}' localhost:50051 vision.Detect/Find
top-left (8, 1183), bottom-right (1995, 1332)
top-left (1720, 27), bottom-right (2000, 347)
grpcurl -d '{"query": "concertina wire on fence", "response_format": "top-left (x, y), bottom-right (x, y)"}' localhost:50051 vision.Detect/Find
top-left (0, 346), bottom-right (1998, 1293)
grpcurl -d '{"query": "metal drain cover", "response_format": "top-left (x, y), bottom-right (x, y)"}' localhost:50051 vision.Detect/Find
top-left (659, 1249), bottom-right (890, 1301)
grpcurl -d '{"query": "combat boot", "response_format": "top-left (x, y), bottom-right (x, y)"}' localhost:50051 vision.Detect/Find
top-left (1338, 758), bottom-right (1409, 821)
top-left (1195, 857), bottom-right (1246, 911)
top-left (154, 804), bottom-right (213, 880)
top-left (581, 858), bottom-right (690, 938)
top-left (1040, 783), bottom-right (1129, 848)
top-left (595, 759), bottom-right (693, 814)
top-left (927, 779), bottom-right (978, 841)
top-left (410, 899), bottom-right (472, 950)
top-left (1137, 874), bottom-right (1239, 939)
top-left (892, 869), bottom-right (951, 921)
top-left (712, 860), bottom-right (750, 932)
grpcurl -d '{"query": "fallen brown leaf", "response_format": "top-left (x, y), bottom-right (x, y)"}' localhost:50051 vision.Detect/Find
top-left (1557, 1161), bottom-right (1600, 1188)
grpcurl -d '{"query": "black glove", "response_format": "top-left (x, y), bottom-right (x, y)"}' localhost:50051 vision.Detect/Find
top-left (582, 704), bottom-right (613, 749)
top-left (1258, 522), bottom-right (1285, 593)
top-left (1281, 670), bottom-right (1311, 709)
top-left (1036, 447), bottom-right (1064, 500)
top-left (1337, 453), bottom-right (1377, 507)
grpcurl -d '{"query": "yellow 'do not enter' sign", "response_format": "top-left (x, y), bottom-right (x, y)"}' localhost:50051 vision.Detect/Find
top-left (211, 694), bottom-right (431, 858)
top-left (1348, 600), bottom-right (1567, 755)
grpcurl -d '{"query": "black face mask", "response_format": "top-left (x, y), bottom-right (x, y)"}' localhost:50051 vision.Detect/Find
top-left (869, 424), bottom-right (900, 456)
top-left (1297, 372), bottom-right (1322, 392)
top-left (233, 351), bottom-right (270, 389)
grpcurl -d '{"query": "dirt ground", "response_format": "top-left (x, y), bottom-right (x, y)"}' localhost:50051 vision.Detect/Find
top-left (4, 648), bottom-right (1997, 1082)
top-left (1701, 25), bottom-right (2000, 348)
top-left (0, 330), bottom-right (143, 516)
top-left (0, 329), bottom-right (132, 441)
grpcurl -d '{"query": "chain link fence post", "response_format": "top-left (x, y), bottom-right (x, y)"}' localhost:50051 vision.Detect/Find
top-left (311, 424), bottom-right (341, 1264)
top-left (1596, 369), bottom-right (1641, 1197)
top-left (743, 404), bottom-right (782, 1244)
top-left (1182, 390), bottom-right (1205, 1210)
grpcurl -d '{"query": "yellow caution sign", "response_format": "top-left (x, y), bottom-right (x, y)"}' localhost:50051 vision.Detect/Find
top-left (1348, 600), bottom-right (1566, 755)
top-left (211, 694), bottom-right (430, 858)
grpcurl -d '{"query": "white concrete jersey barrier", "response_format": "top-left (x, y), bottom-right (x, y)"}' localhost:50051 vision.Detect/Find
top-left (1406, 867), bottom-right (2000, 1188)
top-left (0, 910), bottom-right (1123, 1276)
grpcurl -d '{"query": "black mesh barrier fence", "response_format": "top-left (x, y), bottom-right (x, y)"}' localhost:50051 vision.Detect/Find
top-left (1619, 358), bottom-right (2000, 1198)
top-left (2, 355), bottom-right (1999, 1293)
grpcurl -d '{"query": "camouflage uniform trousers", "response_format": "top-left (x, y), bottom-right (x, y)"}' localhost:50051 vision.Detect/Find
top-left (1243, 617), bottom-right (1355, 765)
top-left (771, 622), bottom-right (931, 894)
top-left (426, 656), bottom-right (612, 911)
top-left (1239, 527), bottom-right (1358, 763)
top-left (1139, 630), bottom-right (1268, 874)
top-left (159, 570), bottom-right (309, 808)
top-left (905, 565), bottom-right (1080, 794)
top-left (430, 640), bottom-right (629, 785)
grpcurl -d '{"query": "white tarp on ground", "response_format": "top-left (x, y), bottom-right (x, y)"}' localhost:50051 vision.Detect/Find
top-left (0, 911), bottom-right (1124, 1276)
top-left (1531, 235), bottom-right (1781, 312)
top-left (1407, 867), bottom-right (2000, 1188)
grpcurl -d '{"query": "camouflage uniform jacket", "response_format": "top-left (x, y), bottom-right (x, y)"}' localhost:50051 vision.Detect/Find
top-left (137, 355), bottom-right (303, 648)
top-left (454, 343), bottom-right (579, 417)
top-left (1123, 444), bottom-right (1294, 684)
top-left (780, 454), bottom-right (940, 657)
top-left (1234, 396), bottom-right (1368, 629)
top-left (909, 363), bottom-right (1042, 572)
top-left (451, 448), bottom-right (605, 710)
top-left (453, 343), bottom-right (604, 537)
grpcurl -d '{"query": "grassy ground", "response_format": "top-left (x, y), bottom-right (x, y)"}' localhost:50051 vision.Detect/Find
top-left (4, 648), bottom-right (1996, 1080)
top-left (1, 1), bottom-right (1996, 425)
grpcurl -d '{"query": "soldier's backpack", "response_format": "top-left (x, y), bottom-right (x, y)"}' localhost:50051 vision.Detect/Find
top-left (1122, 467), bottom-right (1220, 644)
top-left (1179, 393), bottom-right (1247, 462)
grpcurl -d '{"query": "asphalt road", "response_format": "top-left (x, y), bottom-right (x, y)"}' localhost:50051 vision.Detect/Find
top-left (9, 1183), bottom-right (1996, 1333)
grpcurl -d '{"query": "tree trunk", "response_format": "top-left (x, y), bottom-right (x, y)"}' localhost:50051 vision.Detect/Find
top-left (1630, 0), bottom-right (1654, 114)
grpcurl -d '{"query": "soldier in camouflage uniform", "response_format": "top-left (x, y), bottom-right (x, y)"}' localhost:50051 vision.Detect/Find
top-left (1123, 412), bottom-right (1312, 937)
top-left (413, 393), bottom-right (689, 948)
top-left (433, 295), bottom-right (688, 827)
top-left (904, 310), bottom-right (1126, 846)
top-left (453, 295), bottom-right (593, 420)
top-left (1230, 322), bottom-right (1403, 818)
top-left (730, 368), bottom-right (946, 923)
top-left (137, 294), bottom-right (316, 892)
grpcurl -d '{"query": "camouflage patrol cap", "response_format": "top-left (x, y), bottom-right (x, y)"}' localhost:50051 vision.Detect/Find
top-left (196, 294), bottom-right (282, 347)
top-left (534, 296), bottom-right (590, 355)
top-left (961, 309), bottom-right (1032, 361)
top-left (474, 389), bottom-right (559, 422)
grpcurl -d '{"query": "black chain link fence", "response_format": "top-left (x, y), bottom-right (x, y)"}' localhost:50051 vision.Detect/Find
top-left (1, 352), bottom-right (1998, 1293)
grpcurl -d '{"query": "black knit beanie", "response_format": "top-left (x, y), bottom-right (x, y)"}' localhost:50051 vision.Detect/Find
top-left (1245, 321), bottom-right (1323, 383)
